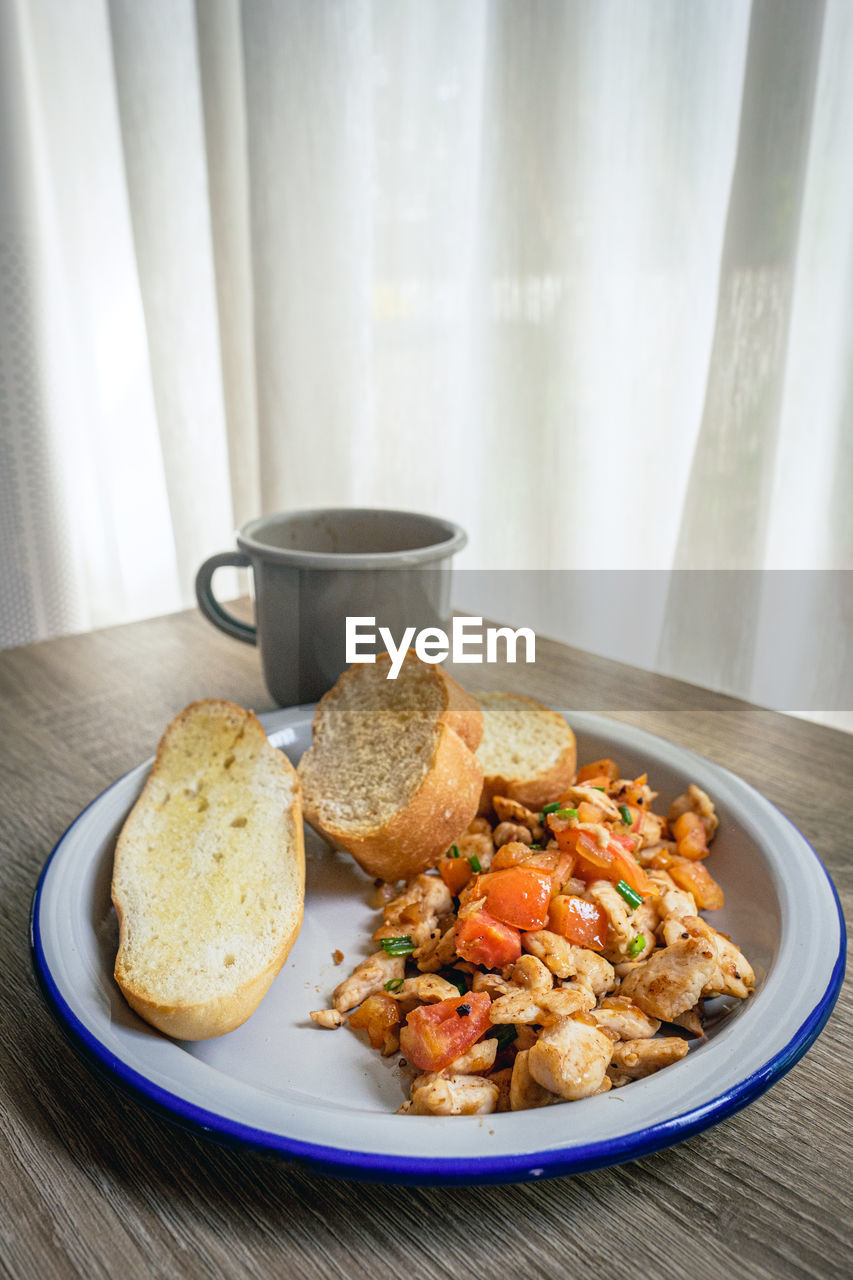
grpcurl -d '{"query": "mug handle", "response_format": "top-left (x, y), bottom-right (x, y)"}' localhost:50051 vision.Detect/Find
top-left (195, 551), bottom-right (257, 645)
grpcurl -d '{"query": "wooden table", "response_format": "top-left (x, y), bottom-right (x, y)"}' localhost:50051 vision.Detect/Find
top-left (1, 607), bottom-right (849, 1280)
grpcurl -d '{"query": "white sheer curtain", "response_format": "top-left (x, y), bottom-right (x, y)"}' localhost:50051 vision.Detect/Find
top-left (1, 0), bottom-right (851, 711)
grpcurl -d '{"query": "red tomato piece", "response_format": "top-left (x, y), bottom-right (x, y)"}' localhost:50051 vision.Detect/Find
top-left (552, 827), bottom-right (655, 898)
top-left (576, 758), bottom-right (619, 784)
top-left (455, 909), bottom-right (522, 969)
top-left (547, 895), bottom-right (608, 951)
top-left (669, 858), bottom-right (724, 910)
top-left (399, 992), bottom-right (492, 1072)
top-left (478, 866), bottom-right (553, 931)
top-left (438, 856), bottom-right (474, 895)
top-left (672, 811), bottom-right (709, 860)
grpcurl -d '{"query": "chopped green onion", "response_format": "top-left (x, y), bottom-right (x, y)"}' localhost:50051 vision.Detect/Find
top-left (448, 844), bottom-right (460, 858)
top-left (384, 977), bottom-right (405, 992)
top-left (619, 804), bottom-right (633, 826)
top-left (468, 855), bottom-right (482, 874)
top-left (541, 801), bottom-right (563, 816)
top-left (490, 1024), bottom-right (518, 1051)
top-left (529, 843), bottom-right (542, 851)
top-left (628, 934), bottom-right (646, 958)
top-left (592, 786), bottom-right (606, 792)
top-left (554, 807), bottom-right (578, 821)
top-left (615, 880), bottom-right (643, 910)
top-left (447, 969), bottom-right (468, 996)
top-left (379, 935), bottom-right (416, 957)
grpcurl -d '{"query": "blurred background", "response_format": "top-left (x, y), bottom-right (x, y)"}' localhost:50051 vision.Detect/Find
top-left (0, 0), bottom-right (850, 720)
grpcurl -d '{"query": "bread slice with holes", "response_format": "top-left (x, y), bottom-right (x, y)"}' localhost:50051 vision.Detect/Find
top-left (298, 651), bottom-right (483, 881)
top-left (475, 691), bottom-right (577, 814)
top-left (111, 699), bottom-right (304, 1041)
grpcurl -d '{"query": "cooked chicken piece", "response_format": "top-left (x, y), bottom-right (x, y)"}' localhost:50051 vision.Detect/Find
top-left (611, 1036), bottom-right (689, 1078)
top-left (625, 900), bottom-right (660, 961)
top-left (489, 1066), bottom-right (514, 1112)
top-left (528, 1017), bottom-right (614, 1100)
top-left (637, 810), bottom-right (666, 844)
top-left (607, 1067), bottom-right (633, 1088)
top-left (563, 786), bottom-right (623, 822)
top-left (373, 879), bottom-right (404, 908)
top-left (389, 974), bottom-right (463, 1004)
top-left (612, 777), bottom-right (658, 807)
top-left (513, 1023), bottom-right (538, 1051)
top-left (661, 915), bottom-right (755, 999)
top-left (493, 795), bottom-right (543, 832)
top-left (409, 1072), bottom-right (500, 1115)
top-left (567, 948), bottom-right (618, 998)
top-left (510, 1049), bottom-right (561, 1110)
top-left (636, 841), bottom-right (677, 869)
top-left (522, 930), bottom-right (575, 979)
top-left (471, 971), bottom-right (515, 998)
top-left (588, 996), bottom-right (661, 1041)
top-left (510, 955), bottom-right (554, 993)
top-left (707, 927), bottom-right (754, 999)
top-left (672, 1006), bottom-right (704, 1037)
top-left (488, 985), bottom-right (595, 1025)
top-left (383, 873), bottom-right (453, 930)
top-left (457, 830), bottom-right (495, 870)
top-left (586, 879), bottom-right (636, 956)
top-left (414, 921), bottom-right (459, 972)
top-left (654, 881), bottom-right (698, 923)
top-left (309, 1009), bottom-right (343, 1029)
top-left (620, 937), bottom-right (718, 1022)
top-left (332, 951), bottom-right (405, 1012)
top-left (492, 821), bottom-right (533, 847)
top-left (519, 931), bottom-right (616, 996)
top-left (668, 784), bottom-right (719, 841)
top-left (446, 1038), bottom-right (498, 1074)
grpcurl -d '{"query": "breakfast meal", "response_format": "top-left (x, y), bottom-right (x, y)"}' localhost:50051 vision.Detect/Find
top-left (308, 675), bottom-right (755, 1115)
top-left (111, 698), bottom-right (304, 1040)
top-left (110, 661), bottom-right (754, 1118)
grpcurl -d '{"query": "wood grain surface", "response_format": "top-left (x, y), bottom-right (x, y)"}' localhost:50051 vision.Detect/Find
top-left (1, 607), bottom-right (850, 1280)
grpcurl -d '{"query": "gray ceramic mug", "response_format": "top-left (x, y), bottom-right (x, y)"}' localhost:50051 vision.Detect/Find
top-left (195, 507), bottom-right (466, 706)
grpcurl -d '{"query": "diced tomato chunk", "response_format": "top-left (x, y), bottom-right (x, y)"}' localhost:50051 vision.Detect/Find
top-left (490, 841), bottom-right (531, 870)
top-left (455, 909), bottom-right (522, 968)
top-left (548, 895), bottom-right (608, 951)
top-left (669, 858), bottom-right (724, 910)
top-left (552, 826), bottom-right (655, 897)
top-left (576, 758), bottom-right (619, 784)
top-left (672, 811), bottom-right (709, 860)
top-left (399, 992), bottom-right (492, 1072)
top-left (476, 866), bottom-right (553, 931)
top-left (438, 856), bottom-right (473, 895)
top-left (348, 994), bottom-right (400, 1051)
top-left (576, 800), bottom-right (607, 824)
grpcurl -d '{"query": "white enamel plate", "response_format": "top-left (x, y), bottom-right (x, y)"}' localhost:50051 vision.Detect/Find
top-left (31, 707), bottom-right (845, 1184)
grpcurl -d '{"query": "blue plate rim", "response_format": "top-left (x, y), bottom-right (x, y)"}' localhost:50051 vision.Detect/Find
top-left (29, 710), bottom-right (847, 1184)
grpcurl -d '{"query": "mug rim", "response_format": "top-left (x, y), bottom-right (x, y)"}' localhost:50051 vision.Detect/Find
top-left (236, 506), bottom-right (467, 569)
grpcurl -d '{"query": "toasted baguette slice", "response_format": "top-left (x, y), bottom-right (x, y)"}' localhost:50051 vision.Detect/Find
top-left (298, 651), bottom-right (483, 881)
top-left (112, 699), bottom-right (304, 1041)
top-left (476, 691), bottom-right (577, 814)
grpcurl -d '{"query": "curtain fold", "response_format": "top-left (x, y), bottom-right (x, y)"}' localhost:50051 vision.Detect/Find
top-left (1, 0), bottom-right (850, 721)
